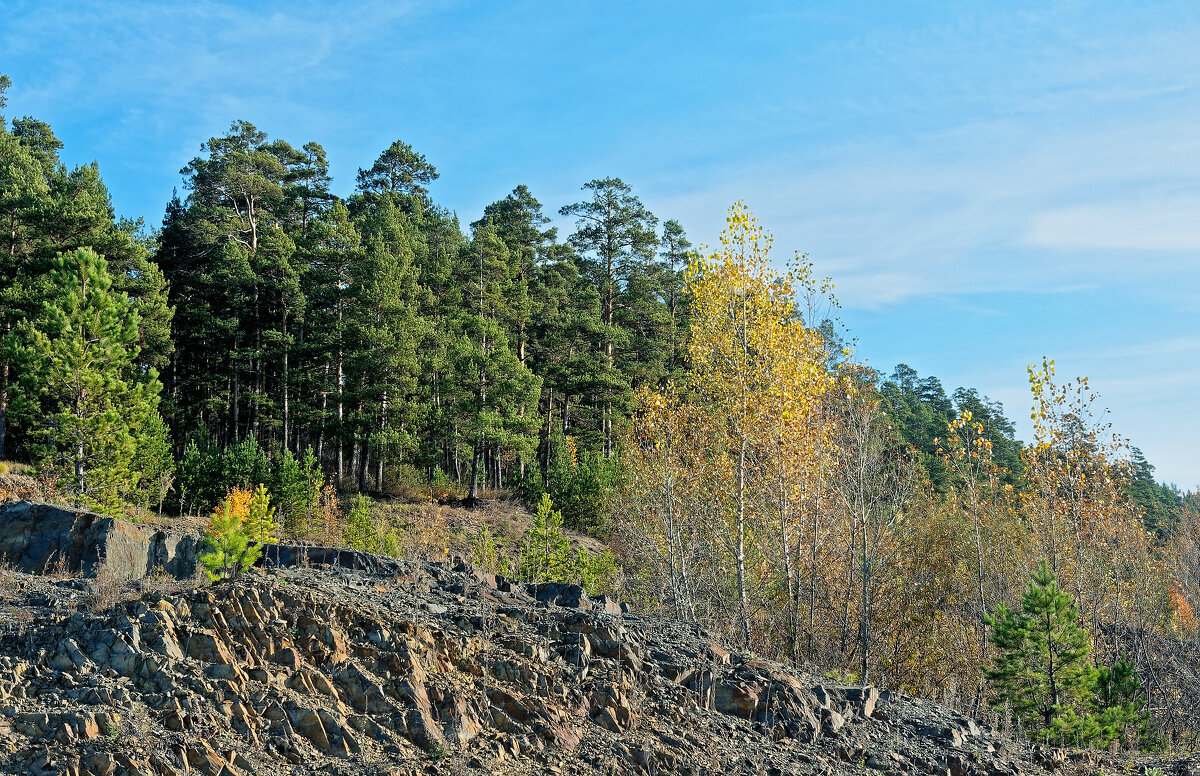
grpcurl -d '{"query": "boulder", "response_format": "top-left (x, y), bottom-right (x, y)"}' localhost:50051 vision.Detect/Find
top-left (0, 501), bottom-right (197, 580)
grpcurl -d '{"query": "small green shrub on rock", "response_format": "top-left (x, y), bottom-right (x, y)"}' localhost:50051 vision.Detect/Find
top-left (516, 494), bottom-right (620, 596)
top-left (199, 485), bottom-right (279, 580)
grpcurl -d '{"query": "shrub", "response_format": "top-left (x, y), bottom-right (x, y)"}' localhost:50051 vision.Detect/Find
top-left (543, 436), bottom-right (615, 535)
top-left (312, 482), bottom-right (344, 545)
top-left (273, 447), bottom-right (322, 535)
top-left (516, 494), bottom-right (621, 595)
top-left (198, 485), bottom-right (278, 581)
top-left (470, 525), bottom-right (511, 576)
top-left (986, 562), bottom-right (1156, 748)
top-left (342, 494), bottom-right (379, 553)
top-left (575, 546), bottom-right (620, 597)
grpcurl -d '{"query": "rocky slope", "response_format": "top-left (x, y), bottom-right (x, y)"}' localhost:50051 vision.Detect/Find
top-left (0, 502), bottom-right (1189, 776)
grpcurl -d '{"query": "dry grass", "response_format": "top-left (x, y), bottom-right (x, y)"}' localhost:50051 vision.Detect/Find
top-left (0, 464), bottom-right (43, 505)
top-left (367, 491), bottom-right (607, 565)
top-left (86, 561), bottom-right (129, 612)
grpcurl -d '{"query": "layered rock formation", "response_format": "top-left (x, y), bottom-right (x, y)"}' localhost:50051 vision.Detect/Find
top-left (0, 504), bottom-right (1184, 775)
top-left (0, 501), bottom-right (198, 581)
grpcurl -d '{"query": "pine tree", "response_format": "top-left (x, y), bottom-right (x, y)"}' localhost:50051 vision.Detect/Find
top-left (160, 121), bottom-right (304, 449)
top-left (1, 87), bottom-right (172, 463)
top-left (657, 218), bottom-right (692, 379)
top-left (0, 127), bottom-right (51, 461)
top-left (473, 185), bottom-right (557, 366)
top-left (1093, 655), bottom-right (1152, 747)
top-left (517, 494), bottom-right (575, 583)
top-left (342, 494), bottom-right (378, 552)
top-left (198, 497), bottom-right (254, 581)
top-left (242, 483), bottom-right (280, 548)
top-left (559, 178), bottom-right (659, 456)
top-left (198, 487), bottom-right (273, 581)
top-left (273, 447), bottom-right (322, 535)
top-left (7, 248), bottom-right (161, 512)
top-left (344, 194), bottom-right (428, 491)
top-left (986, 561), bottom-right (1097, 741)
top-left (132, 410), bottom-right (175, 514)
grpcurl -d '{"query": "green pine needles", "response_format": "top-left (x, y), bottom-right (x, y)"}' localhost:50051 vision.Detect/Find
top-left (342, 494), bottom-right (379, 553)
top-left (6, 248), bottom-right (162, 513)
top-left (985, 561), bottom-right (1151, 747)
top-left (516, 494), bottom-right (619, 597)
top-left (199, 485), bottom-right (280, 581)
top-left (517, 493), bottom-right (575, 583)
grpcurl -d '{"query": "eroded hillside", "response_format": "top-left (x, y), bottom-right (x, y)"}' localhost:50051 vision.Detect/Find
top-left (0, 502), bottom-right (1190, 776)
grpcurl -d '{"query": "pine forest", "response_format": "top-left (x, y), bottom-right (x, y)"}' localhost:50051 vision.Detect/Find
top-left (3, 72), bottom-right (1200, 751)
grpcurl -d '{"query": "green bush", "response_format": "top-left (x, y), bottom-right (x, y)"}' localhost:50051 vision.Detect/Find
top-left (575, 546), bottom-right (620, 597)
top-left (540, 435), bottom-right (615, 535)
top-left (470, 525), bottom-right (511, 576)
top-left (515, 494), bottom-right (620, 596)
top-left (342, 494), bottom-right (379, 553)
top-left (198, 485), bottom-right (278, 581)
top-left (986, 562), bottom-right (1155, 748)
top-left (273, 447), bottom-right (322, 535)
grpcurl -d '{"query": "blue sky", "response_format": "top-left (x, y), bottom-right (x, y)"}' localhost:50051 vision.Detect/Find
top-left (4, 1), bottom-right (1198, 488)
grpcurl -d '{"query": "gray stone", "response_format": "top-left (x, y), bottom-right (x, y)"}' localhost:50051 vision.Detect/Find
top-left (0, 501), bottom-right (197, 580)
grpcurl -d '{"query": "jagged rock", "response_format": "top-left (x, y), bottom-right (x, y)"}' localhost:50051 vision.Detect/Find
top-left (0, 501), bottom-right (196, 580)
top-left (0, 508), bottom-right (1165, 776)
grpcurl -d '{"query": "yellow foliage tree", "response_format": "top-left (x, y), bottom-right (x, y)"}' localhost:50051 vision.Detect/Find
top-left (1023, 358), bottom-right (1167, 662)
top-left (620, 202), bottom-right (832, 648)
top-left (198, 485), bottom-right (278, 581)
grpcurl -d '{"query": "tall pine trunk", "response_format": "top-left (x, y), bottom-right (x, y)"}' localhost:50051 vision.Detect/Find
top-left (0, 357), bottom-right (8, 461)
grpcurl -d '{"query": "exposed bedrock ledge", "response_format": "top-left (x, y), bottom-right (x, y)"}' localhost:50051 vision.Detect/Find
top-left (0, 501), bottom-right (200, 580)
top-left (0, 500), bottom-right (421, 582)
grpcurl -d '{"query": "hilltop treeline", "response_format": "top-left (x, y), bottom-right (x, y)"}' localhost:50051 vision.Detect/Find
top-left (2, 76), bottom-right (1199, 746)
top-left (0, 78), bottom-right (692, 510)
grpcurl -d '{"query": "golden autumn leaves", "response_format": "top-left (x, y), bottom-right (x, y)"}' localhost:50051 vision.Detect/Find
top-left (614, 203), bottom-right (1197, 719)
top-left (619, 202), bottom-right (835, 648)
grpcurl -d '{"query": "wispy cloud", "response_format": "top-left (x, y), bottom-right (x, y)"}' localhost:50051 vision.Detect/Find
top-left (659, 100), bottom-right (1200, 310)
top-left (1029, 200), bottom-right (1200, 251)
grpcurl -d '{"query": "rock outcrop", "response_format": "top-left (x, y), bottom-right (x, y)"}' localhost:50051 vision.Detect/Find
top-left (0, 501), bottom-right (404, 584)
top-left (0, 504), bottom-right (1184, 776)
top-left (0, 501), bottom-right (199, 581)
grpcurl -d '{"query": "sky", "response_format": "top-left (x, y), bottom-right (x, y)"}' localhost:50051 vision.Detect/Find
top-left (3, 1), bottom-right (1198, 488)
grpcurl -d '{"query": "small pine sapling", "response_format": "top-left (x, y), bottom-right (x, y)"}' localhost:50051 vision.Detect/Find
top-left (198, 485), bottom-right (278, 581)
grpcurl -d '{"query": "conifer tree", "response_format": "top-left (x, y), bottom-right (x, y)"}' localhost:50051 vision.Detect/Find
top-left (560, 178), bottom-right (659, 456)
top-left (7, 248), bottom-right (160, 511)
top-left (2, 83), bottom-right (171, 463)
top-left (445, 224), bottom-right (542, 503)
top-left (199, 487), bottom-right (272, 580)
top-left (986, 561), bottom-right (1097, 740)
top-left (0, 126), bottom-right (50, 461)
top-left (473, 185), bottom-right (557, 366)
top-left (517, 494), bottom-right (575, 583)
top-left (242, 483), bottom-right (280, 548)
top-left (657, 218), bottom-right (692, 379)
top-left (133, 410), bottom-right (175, 514)
top-left (342, 494), bottom-right (378, 552)
top-left (199, 497), bottom-right (254, 581)
top-left (345, 194), bottom-right (427, 491)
